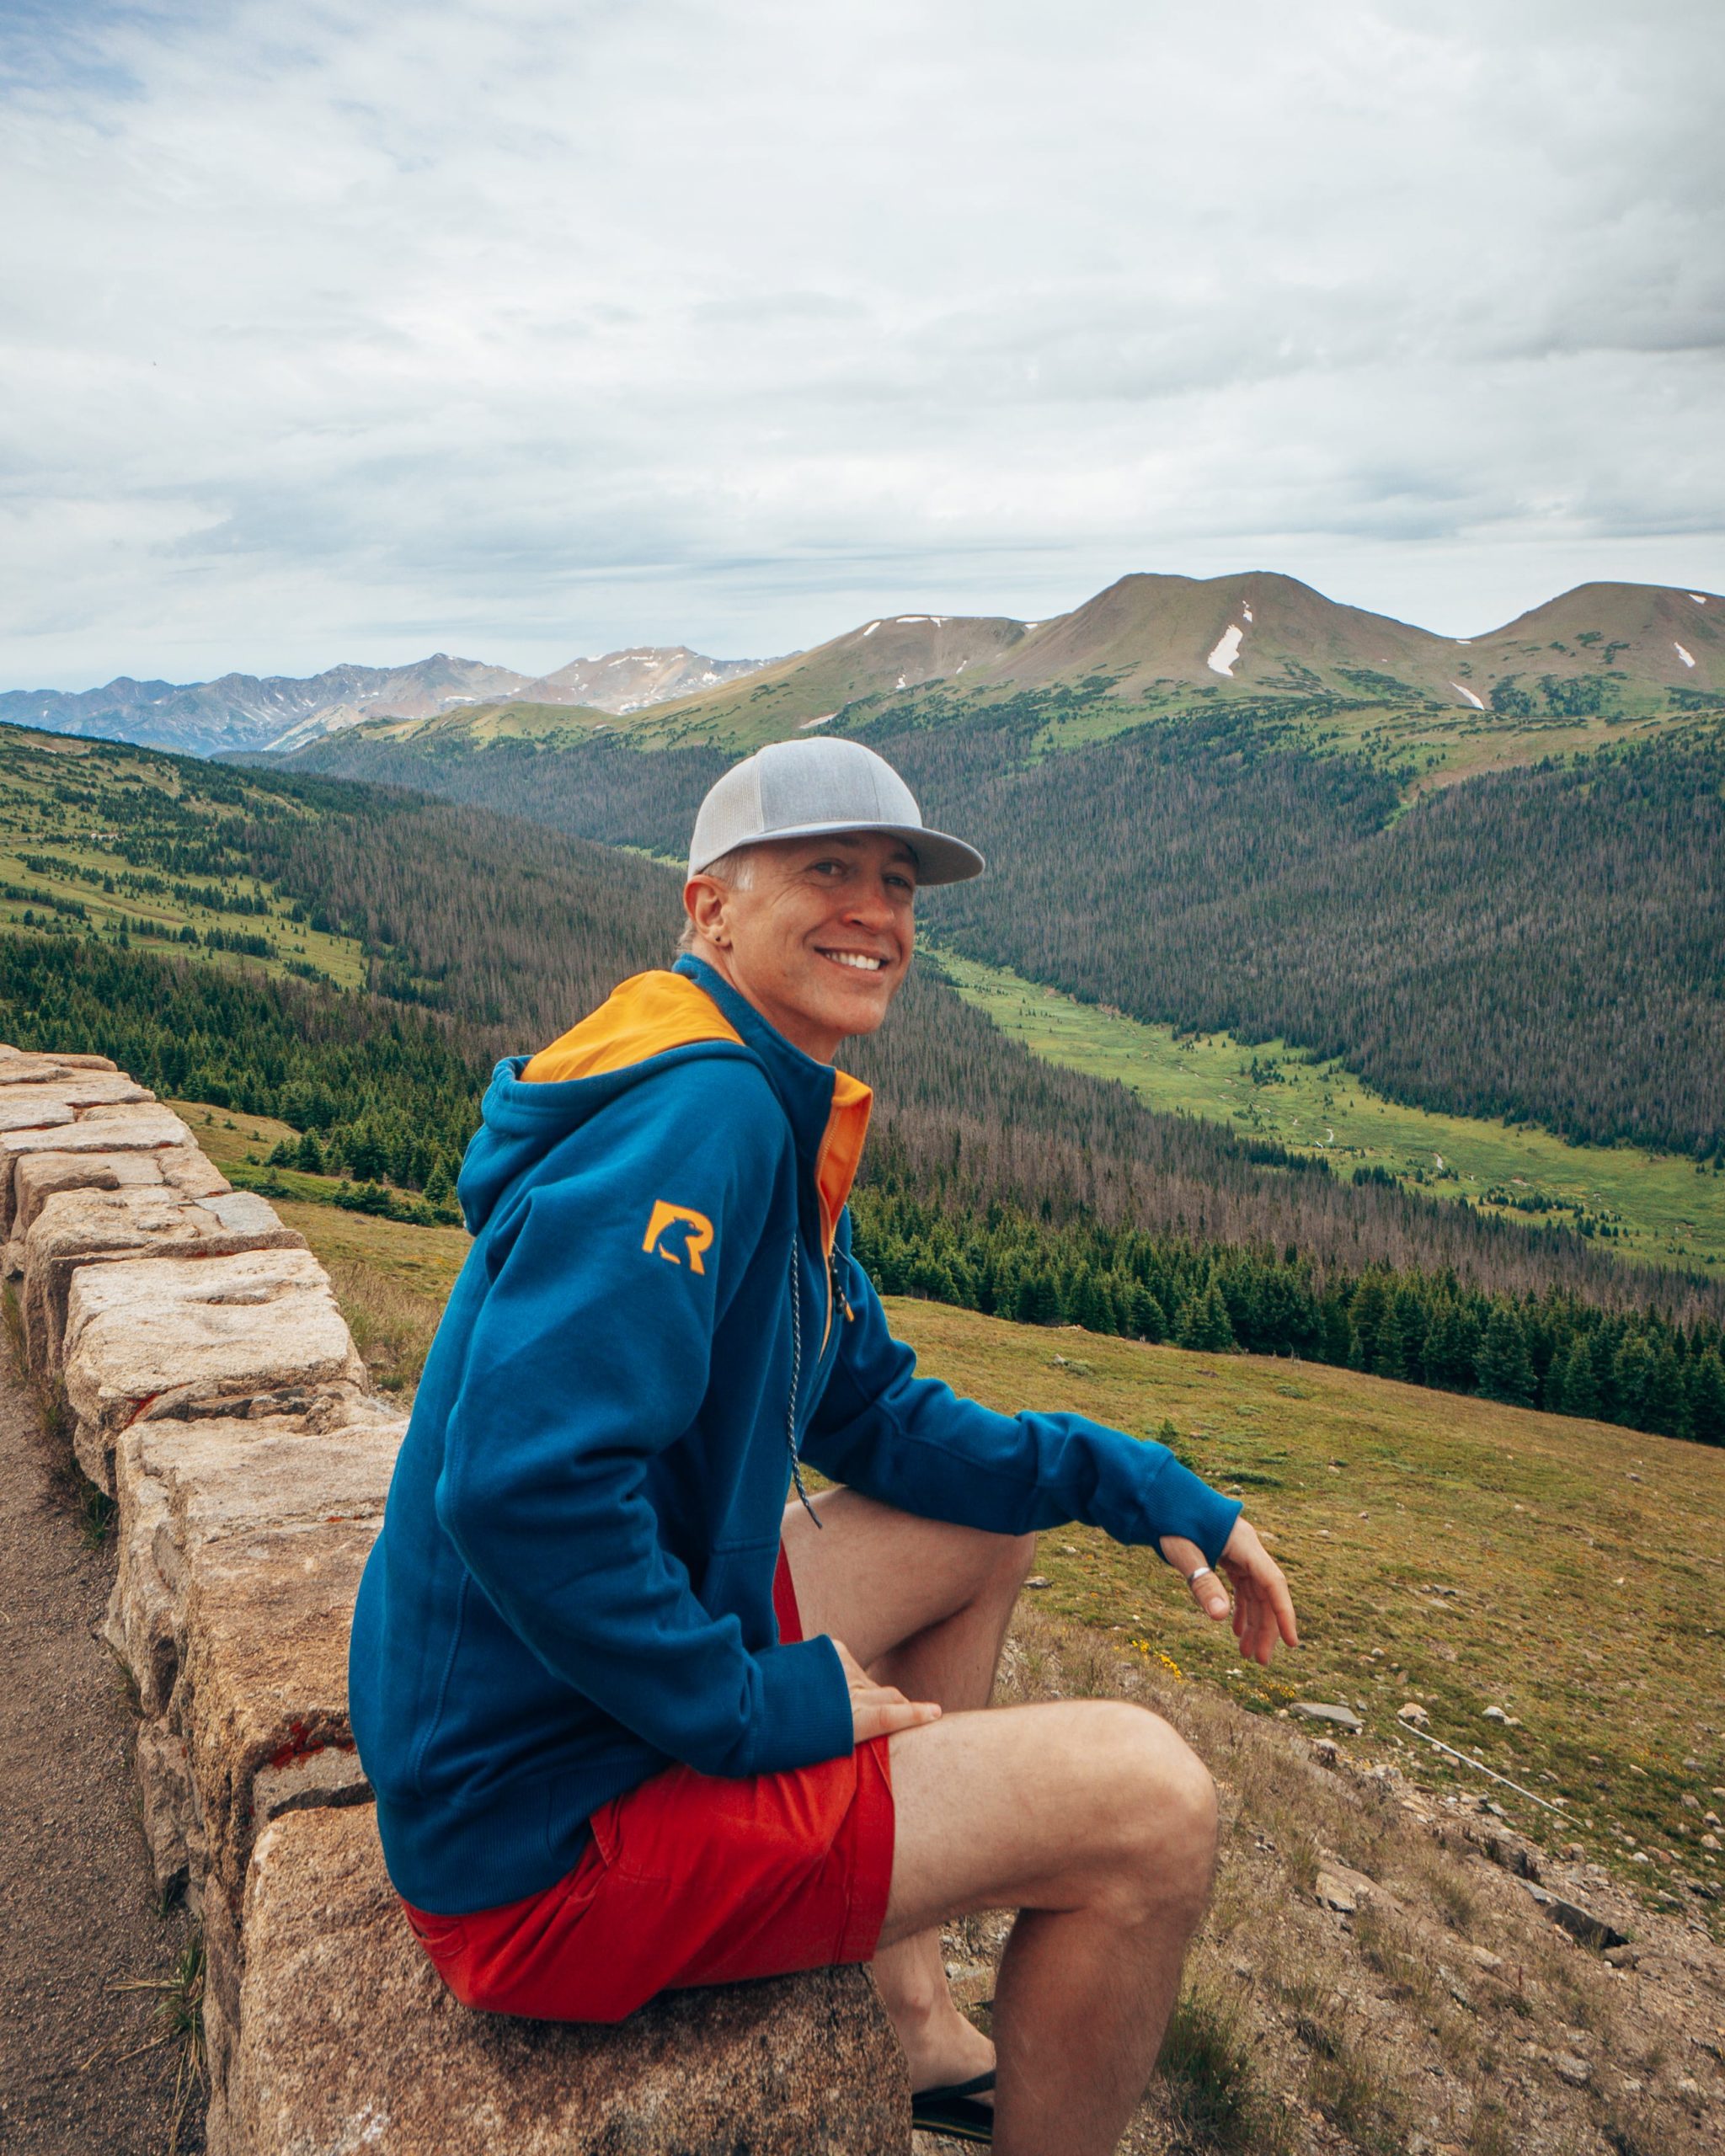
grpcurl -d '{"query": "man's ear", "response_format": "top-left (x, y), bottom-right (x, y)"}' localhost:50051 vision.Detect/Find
top-left (684, 874), bottom-right (730, 948)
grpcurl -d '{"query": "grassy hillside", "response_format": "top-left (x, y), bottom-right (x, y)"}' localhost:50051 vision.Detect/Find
top-left (975, 571), bottom-right (1723, 715)
top-left (332, 696), bottom-right (618, 750)
top-left (0, 723), bottom-right (684, 1186)
top-left (932, 947), bottom-right (1725, 1276)
top-left (0, 726), bottom-right (369, 988)
top-left (887, 1300), bottom-right (1723, 1903)
top-left (612, 610), bottom-right (1031, 750)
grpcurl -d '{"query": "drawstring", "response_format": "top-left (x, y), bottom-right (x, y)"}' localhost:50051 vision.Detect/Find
top-left (787, 1241), bottom-right (821, 1528)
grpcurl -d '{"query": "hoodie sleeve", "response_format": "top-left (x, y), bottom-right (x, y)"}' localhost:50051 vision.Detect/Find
top-left (802, 1232), bottom-right (1242, 1562)
top-left (436, 1059), bottom-right (853, 1780)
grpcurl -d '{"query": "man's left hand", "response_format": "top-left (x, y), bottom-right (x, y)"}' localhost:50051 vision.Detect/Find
top-left (1158, 1518), bottom-right (1298, 1665)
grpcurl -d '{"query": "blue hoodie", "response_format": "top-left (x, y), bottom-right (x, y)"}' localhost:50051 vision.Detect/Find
top-left (349, 954), bottom-right (1242, 1916)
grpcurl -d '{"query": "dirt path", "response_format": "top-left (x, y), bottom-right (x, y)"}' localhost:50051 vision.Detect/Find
top-left (0, 1361), bottom-right (204, 2154)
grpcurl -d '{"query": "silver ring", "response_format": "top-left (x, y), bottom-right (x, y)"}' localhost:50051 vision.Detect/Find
top-left (1185, 1565), bottom-right (1217, 1588)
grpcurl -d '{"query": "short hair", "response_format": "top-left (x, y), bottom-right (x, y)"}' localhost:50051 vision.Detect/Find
top-left (676, 844), bottom-right (759, 953)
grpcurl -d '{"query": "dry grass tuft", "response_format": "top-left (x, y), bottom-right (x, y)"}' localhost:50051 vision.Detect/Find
top-left (322, 1255), bottom-right (446, 1395)
top-left (109, 1933), bottom-right (206, 2155)
top-left (1156, 1983), bottom-right (1282, 2154)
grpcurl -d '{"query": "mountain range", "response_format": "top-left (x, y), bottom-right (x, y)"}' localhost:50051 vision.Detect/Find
top-left (575, 572), bottom-right (1722, 750)
top-left (0, 646), bottom-right (773, 760)
top-left (4, 573), bottom-right (1718, 762)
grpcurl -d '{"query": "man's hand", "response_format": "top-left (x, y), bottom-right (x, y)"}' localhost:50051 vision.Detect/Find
top-left (1158, 1518), bottom-right (1299, 1665)
top-left (830, 1636), bottom-right (943, 1745)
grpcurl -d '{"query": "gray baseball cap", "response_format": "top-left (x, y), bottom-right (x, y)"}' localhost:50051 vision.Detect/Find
top-left (687, 739), bottom-right (985, 886)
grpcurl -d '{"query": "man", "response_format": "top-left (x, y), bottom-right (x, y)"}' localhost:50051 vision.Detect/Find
top-left (350, 738), bottom-right (1297, 2156)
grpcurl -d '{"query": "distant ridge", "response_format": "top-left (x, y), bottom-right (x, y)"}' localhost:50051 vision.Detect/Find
top-left (988, 571), bottom-right (1723, 707)
top-left (0, 645), bottom-right (774, 759)
top-left (7, 575), bottom-right (1719, 760)
top-left (314, 574), bottom-right (1725, 758)
top-left (517, 646), bottom-right (775, 715)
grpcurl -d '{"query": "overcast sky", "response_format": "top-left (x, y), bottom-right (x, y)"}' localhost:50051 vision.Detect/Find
top-left (3, 0), bottom-right (1722, 687)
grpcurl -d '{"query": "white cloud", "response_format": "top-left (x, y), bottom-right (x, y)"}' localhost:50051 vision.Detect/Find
top-left (2, 0), bottom-right (1722, 685)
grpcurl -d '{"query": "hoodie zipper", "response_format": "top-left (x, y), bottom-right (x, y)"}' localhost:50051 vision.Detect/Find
top-left (786, 1241), bottom-right (820, 1527)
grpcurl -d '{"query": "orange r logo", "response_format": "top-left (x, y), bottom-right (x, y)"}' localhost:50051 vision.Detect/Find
top-left (642, 1200), bottom-right (714, 1274)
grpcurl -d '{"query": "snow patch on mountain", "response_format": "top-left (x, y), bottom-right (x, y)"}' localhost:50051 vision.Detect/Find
top-left (1206, 623), bottom-right (1245, 676)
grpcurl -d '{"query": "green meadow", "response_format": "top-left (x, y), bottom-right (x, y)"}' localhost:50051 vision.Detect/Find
top-left (928, 944), bottom-right (1725, 1275)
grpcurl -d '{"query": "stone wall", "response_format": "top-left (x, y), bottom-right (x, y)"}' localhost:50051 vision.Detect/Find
top-left (2, 1043), bottom-right (906, 2154)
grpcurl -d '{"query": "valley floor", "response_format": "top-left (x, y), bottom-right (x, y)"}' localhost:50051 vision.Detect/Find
top-left (931, 945), bottom-right (1725, 1275)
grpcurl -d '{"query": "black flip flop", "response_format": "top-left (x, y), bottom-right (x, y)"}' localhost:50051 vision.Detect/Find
top-left (911, 2069), bottom-right (996, 2143)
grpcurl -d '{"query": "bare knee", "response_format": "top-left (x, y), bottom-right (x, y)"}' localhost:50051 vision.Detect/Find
top-left (1076, 1705), bottom-right (1217, 1919)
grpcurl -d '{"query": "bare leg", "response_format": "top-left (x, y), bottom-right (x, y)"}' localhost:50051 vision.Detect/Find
top-left (783, 1491), bottom-right (1219, 2150)
top-left (782, 1488), bottom-right (1034, 2092)
top-left (884, 1700), bottom-right (1218, 2156)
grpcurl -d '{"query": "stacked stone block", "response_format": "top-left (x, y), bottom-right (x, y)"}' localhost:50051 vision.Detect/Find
top-left (1, 1041), bottom-right (904, 2154)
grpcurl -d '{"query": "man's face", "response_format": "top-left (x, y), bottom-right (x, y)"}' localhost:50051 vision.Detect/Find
top-left (686, 830), bottom-right (918, 1062)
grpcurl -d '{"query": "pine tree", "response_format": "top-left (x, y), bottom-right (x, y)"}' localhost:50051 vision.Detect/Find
top-left (1642, 1342), bottom-right (1691, 1441)
top-left (1320, 1290), bottom-right (1354, 1368)
top-left (1071, 1268), bottom-right (1114, 1336)
top-left (1017, 1268), bottom-right (1062, 1327)
top-left (1422, 1300), bottom-right (1465, 1388)
top-left (1391, 1282), bottom-right (1429, 1384)
top-left (1687, 1350), bottom-right (1725, 1447)
top-left (1348, 1279), bottom-right (1389, 1374)
top-left (1125, 1281), bottom-right (1167, 1343)
top-left (1177, 1282), bottom-right (1236, 1353)
top-left (1557, 1334), bottom-right (1599, 1419)
top-left (1369, 1290), bottom-right (1407, 1381)
top-left (346, 1125), bottom-right (385, 1182)
top-left (1610, 1335), bottom-right (1653, 1429)
top-left (1589, 1325), bottom-right (1621, 1419)
top-left (1476, 1305), bottom-right (1535, 1406)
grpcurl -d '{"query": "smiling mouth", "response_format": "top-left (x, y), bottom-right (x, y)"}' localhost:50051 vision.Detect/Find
top-left (819, 949), bottom-right (889, 973)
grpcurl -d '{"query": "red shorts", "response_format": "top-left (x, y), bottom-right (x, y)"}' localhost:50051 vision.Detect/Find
top-left (401, 1548), bottom-right (895, 2022)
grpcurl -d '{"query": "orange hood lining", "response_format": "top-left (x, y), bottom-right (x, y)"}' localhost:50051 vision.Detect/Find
top-left (817, 1072), bottom-right (872, 1251)
top-left (522, 970), bottom-right (744, 1083)
top-left (524, 971), bottom-right (872, 1247)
